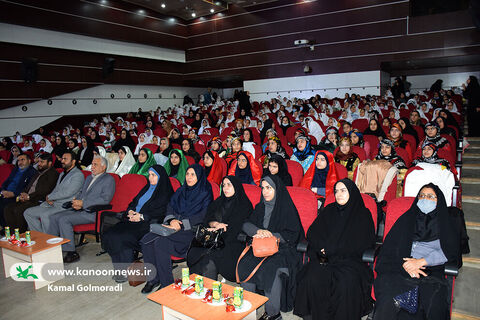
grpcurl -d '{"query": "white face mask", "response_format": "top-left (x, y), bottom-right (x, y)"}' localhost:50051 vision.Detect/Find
top-left (417, 199), bottom-right (436, 214)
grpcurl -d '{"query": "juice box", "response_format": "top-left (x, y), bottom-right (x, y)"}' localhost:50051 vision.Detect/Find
top-left (233, 286), bottom-right (243, 308)
top-left (14, 228), bottom-right (20, 240)
top-left (194, 275), bottom-right (204, 295)
top-left (25, 231), bottom-right (31, 245)
top-left (4, 226), bottom-right (10, 238)
top-left (181, 268), bottom-right (189, 286)
top-left (212, 281), bottom-right (222, 302)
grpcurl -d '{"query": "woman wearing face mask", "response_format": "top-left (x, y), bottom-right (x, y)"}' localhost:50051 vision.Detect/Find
top-left (237, 175), bottom-right (304, 320)
top-left (227, 151), bottom-right (262, 186)
top-left (187, 176), bottom-right (252, 282)
top-left (294, 179), bottom-right (375, 320)
top-left (300, 150), bottom-right (338, 199)
top-left (262, 154), bottom-right (293, 187)
top-left (373, 184), bottom-right (461, 320)
top-left (201, 150), bottom-right (223, 185)
top-left (140, 165), bottom-right (213, 293)
top-left (128, 148), bottom-right (157, 178)
top-left (163, 149), bottom-right (189, 185)
top-left (279, 116), bottom-right (291, 135)
top-left (291, 134), bottom-right (316, 173)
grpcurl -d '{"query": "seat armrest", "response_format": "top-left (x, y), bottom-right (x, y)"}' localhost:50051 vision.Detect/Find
top-left (85, 204), bottom-right (113, 213)
top-left (296, 239), bottom-right (308, 253)
top-left (444, 262), bottom-right (459, 277)
top-left (237, 233), bottom-right (248, 243)
top-left (362, 243), bottom-right (382, 264)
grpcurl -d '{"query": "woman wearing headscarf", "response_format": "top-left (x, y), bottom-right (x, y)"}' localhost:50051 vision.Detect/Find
top-left (227, 151), bottom-right (262, 186)
top-left (103, 165), bottom-right (174, 282)
top-left (111, 146), bottom-right (136, 177)
top-left (208, 136), bottom-right (226, 158)
top-left (300, 150), bottom-right (338, 199)
top-left (201, 150), bottom-right (223, 185)
top-left (398, 117), bottom-right (419, 146)
top-left (435, 116), bottom-right (457, 141)
top-left (134, 133), bottom-right (149, 155)
top-left (260, 118), bottom-right (274, 143)
top-left (412, 142), bottom-right (450, 170)
top-left (128, 147), bottom-right (157, 178)
top-left (261, 136), bottom-right (289, 166)
top-left (242, 128), bottom-right (257, 158)
top-left (438, 109), bottom-right (461, 136)
top-left (295, 179), bottom-right (375, 320)
top-left (350, 129), bottom-right (364, 148)
top-left (181, 138), bottom-right (201, 163)
top-left (159, 137), bottom-right (172, 157)
top-left (317, 126), bottom-right (338, 153)
top-left (225, 137), bottom-right (243, 167)
top-left (113, 129), bottom-right (136, 153)
top-left (388, 123), bottom-right (413, 158)
top-left (77, 136), bottom-right (95, 168)
top-left (89, 130), bottom-right (102, 144)
top-left (2, 137), bottom-right (14, 151)
top-left (335, 137), bottom-right (360, 180)
top-left (373, 184), bottom-right (461, 320)
top-left (375, 139), bottom-right (407, 170)
top-left (238, 175), bottom-right (304, 320)
top-left (279, 116), bottom-right (292, 135)
top-left (168, 128), bottom-right (183, 146)
top-left (291, 134), bottom-right (316, 173)
top-left (187, 175), bottom-right (252, 281)
top-left (8, 145), bottom-right (21, 165)
top-left (418, 122), bottom-right (451, 155)
top-left (363, 119), bottom-right (387, 139)
top-left (304, 116), bottom-right (325, 143)
top-left (140, 164), bottom-right (213, 293)
top-left (262, 154), bottom-right (293, 187)
top-left (38, 139), bottom-right (53, 153)
top-left (163, 149), bottom-right (189, 185)
top-left (52, 135), bottom-right (67, 168)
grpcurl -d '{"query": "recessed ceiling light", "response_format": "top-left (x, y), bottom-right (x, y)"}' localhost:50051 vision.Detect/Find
top-left (161, 3), bottom-right (166, 8)
top-left (169, 17), bottom-right (176, 22)
top-left (100, 0), bottom-right (107, 4)
top-left (210, 8), bottom-right (214, 13)
top-left (137, 9), bottom-right (145, 15)
top-left (191, 12), bottom-right (196, 17)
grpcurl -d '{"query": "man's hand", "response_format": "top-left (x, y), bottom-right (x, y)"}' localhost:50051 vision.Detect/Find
top-left (72, 199), bottom-right (83, 210)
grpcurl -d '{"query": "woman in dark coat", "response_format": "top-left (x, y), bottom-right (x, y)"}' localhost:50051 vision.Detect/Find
top-left (113, 129), bottom-right (136, 153)
top-left (102, 165), bottom-right (174, 282)
top-left (238, 175), bottom-right (304, 320)
top-left (52, 135), bottom-right (67, 168)
top-left (294, 179), bottom-right (375, 320)
top-left (77, 136), bottom-right (95, 168)
top-left (373, 183), bottom-right (462, 320)
top-left (140, 164), bottom-right (213, 293)
top-left (187, 175), bottom-right (252, 282)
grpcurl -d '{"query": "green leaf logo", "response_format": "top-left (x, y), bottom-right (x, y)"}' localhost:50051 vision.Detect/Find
top-left (15, 265), bottom-right (38, 279)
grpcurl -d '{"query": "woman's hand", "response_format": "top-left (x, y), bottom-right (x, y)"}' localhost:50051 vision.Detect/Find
top-left (129, 212), bottom-right (141, 222)
top-left (164, 219), bottom-right (182, 231)
top-left (208, 221), bottom-right (228, 232)
top-left (402, 258), bottom-right (427, 278)
top-left (253, 229), bottom-right (273, 238)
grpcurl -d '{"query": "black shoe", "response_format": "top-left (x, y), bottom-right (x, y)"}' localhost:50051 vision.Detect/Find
top-left (63, 251), bottom-right (80, 263)
top-left (141, 281), bottom-right (160, 294)
top-left (112, 274), bottom-right (128, 283)
top-left (259, 313), bottom-right (282, 320)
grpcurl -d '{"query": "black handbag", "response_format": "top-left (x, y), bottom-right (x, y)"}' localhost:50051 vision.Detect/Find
top-left (393, 286), bottom-right (419, 314)
top-left (192, 225), bottom-right (224, 249)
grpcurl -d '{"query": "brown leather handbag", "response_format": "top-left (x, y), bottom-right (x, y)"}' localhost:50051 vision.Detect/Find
top-left (127, 260), bottom-right (146, 287)
top-left (235, 236), bottom-right (279, 283)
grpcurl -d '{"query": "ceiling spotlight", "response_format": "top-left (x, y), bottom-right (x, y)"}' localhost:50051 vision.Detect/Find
top-left (191, 12), bottom-right (196, 17)
top-left (100, 0), bottom-right (108, 4)
top-left (161, 3), bottom-right (165, 8)
top-left (169, 17), bottom-right (176, 23)
top-left (210, 8), bottom-right (214, 13)
top-left (137, 9), bottom-right (145, 15)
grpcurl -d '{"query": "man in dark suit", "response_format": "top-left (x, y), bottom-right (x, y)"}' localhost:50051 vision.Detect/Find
top-left (48, 155), bottom-right (115, 263)
top-left (0, 153), bottom-right (36, 229)
top-left (3, 153), bottom-right (59, 233)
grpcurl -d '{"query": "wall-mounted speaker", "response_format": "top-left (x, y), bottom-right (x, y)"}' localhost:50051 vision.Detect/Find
top-left (21, 58), bottom-right (38, 83)
top-left (103, 57), bottom-right (115, 78)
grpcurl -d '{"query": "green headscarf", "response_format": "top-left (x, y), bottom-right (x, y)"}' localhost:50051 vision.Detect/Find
top-left (163, 149), bottom-right (189, 185)
top-left (129, 147), bottom-right (157, 178)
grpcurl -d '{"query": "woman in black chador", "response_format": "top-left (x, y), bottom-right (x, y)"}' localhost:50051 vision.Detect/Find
top-left (373, 183), bottom-right (461, 320)
top-left (102, 165), bottom-right (174, 282)
top-left (237, 175), bottom-right (304, 320)
top-left (187, 175), bottom-right (252, 282)
top-left (294, 178), bottom-right (375, 320)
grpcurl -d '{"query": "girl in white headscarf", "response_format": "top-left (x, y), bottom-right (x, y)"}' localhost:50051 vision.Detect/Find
top-left (198, 119), bottom-right (211, 135)
top-left (134, 133), bottom-right (148, 155)
top-left (304, 117), bottom-right (325, 142)
top-left (112, 146), bottom-right (136, 177)
top-left (39, 139), bottom-right (53, 153)
top-left (143, 129), bottom-right (154, 143)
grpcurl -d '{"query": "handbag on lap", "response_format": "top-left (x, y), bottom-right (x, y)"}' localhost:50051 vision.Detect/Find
top-left (235, 236), bottom-right (279, 283)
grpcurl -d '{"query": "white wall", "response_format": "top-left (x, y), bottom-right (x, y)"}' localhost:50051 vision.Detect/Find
top-left (0, 85), bottom-right (219, 136)
top-left (391, 71), bottom-right (480, 92)
top-left (0, 23), bottom-right (185, 62)
top-left (244, 71), bottom-right (381, 102)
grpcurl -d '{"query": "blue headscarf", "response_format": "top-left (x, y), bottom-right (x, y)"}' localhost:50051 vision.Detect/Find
top-left (293, 134), bottom-right (315, 161)
top-left (169, 164), bottom-right (213, 218)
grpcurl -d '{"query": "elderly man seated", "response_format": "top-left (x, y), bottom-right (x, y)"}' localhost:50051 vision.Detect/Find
top-left (24, 151), bottom-right (84, 233)
top-left (3, 153), bottom-right (59, 233)
top-left (0, 153), bottom-right (36, 231)
top-left (48, 156), bottom-right (115, 263)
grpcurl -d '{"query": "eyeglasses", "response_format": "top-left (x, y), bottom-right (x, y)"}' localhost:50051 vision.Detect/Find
top-left (418, 193), bottom-right (437, 200)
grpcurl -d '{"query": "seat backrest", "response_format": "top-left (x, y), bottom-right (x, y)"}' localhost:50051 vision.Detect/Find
top-left (253, 144), bottom-right (263, 161)
top-left (363, 135), bottom-right (380, 159)
top-left (169, 177), bottom-right (181, 191)
top-left (384, 197), bottom-right (415, 239)
top-left (142, 144), bottom-right (159, 154)
top-left (352, 119), bottom-right (369, 132)
top-left (334, 162), bottom-right (348, 179)
top-left (0, 164), bottom-right (14, 186)
top-left (194, 143), bottom-right (206, 156)
top-left (108, 173), bottom-right (121, 186)
top-left (209, 181), bottom-right (220, 200)
top-left (285, 160), bottom-right (304, 186)
top-left (81, 170), bottom-right (92, 179)
top-left (243, 183), bottom-right (261, 207)
top-left (185, 155), bottom-right (195, 165)
top-left (0, 150), bottom-right (11, 162)
top-left (112, 174), bottom-right (148, 212)
top-left (287, 186), bottom-right (317, 236)
top-left (351, 146), bottom-right (367, 162)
